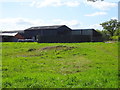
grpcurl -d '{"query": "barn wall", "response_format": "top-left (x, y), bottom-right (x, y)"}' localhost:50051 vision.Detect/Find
top-left (38, 35), bottom-right (71, 43)
top-left (37, 29), bottom-right (103, 43)
top-left (24, 30), bottom-right (41, 39)
top-left (58, 26), bottom-right (71, 32)
top-left (93, 30), bottom-right (102, 37)
top-left (37, 27), bottom-right (72, 43)
top-left (92, 36), bottom-right (103, 42)
top-left (42, 30), bottom-right (57, 36)
top-left (71, 31), bottom-right (81, 35)
top-left (0, 36), bottom-right (2, 42)
top-left (2, 36), bottom-right (18, 42)
top-left (70, 35), bottom-right (91, 42)
top-left (81, 30), bottom-right (92, 35)
top-left (72, 29), bottom-right (93, 36)
top-left (38, 34), bottom-right (92, 43)
top-left (15, 34), bottom-right (24, 39)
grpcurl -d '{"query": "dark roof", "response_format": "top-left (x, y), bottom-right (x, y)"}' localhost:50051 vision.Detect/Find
top-left (72, 29), bottom-right (95, 31)
top-left (25, 25), bottom-right (68, 30)
top-left (2, 30), bottom-right (24, 33)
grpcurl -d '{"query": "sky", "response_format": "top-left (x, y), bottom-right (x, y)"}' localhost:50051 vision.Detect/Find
top-left (0, 0), bottom-right (119, 31)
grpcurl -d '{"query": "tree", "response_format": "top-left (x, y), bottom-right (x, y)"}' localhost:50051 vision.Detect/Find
top-left (96, 29), bottom-right (110, 41)
top-left (100, 19), bottom-right (119, 37)
top-left (115, 21), bottom-right (120, 36)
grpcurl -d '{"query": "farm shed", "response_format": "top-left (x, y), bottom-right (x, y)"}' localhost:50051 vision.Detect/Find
top-left (24, 25), bottom-right (71, 42)
top-left (24, 25), bottom-right (103, 43)
top-left (1, 32), bottom-right (24, 42)
top-left (71, 29), bottom-right (103, 42)
top-left (2, 30), bottom-right (25, 37)
top-left (36, 26), bottom-right (103, 43)
top-left (1, 25), bottom-right (103, 42)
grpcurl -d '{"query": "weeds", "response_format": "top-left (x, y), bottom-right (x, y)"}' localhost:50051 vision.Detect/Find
top-left (2, 42), bottom-right (118, 88)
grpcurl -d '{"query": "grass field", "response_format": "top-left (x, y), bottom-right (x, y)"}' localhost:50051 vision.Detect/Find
top-left (2, 42), bottom-right (118, 88)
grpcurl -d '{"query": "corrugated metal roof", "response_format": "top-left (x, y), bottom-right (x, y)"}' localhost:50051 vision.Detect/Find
top-left (72, 29), bottom-right (94, 31)
top-left (25, 25), bottom-right (66, 30)
top-left (0, 32), bottom-right (18, 36)
top-left (2, 30), bottom-right (24, 33)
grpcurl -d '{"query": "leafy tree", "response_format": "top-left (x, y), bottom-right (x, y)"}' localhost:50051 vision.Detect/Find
top-left (100, 19), bottom-right (119, 37)
top-left (114, 28), bottom-right (120, 36)
top-left (114, 22), bottom-right (120, 36)
top-left (96, 29), bottom-right (110, 41)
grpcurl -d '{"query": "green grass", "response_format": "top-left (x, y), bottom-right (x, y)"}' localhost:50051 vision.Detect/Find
top-left (2, 42), bottom-right (118, 88)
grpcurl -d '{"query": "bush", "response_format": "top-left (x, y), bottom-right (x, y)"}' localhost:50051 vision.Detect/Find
top-left (111, 36), bottom-right (119, 41)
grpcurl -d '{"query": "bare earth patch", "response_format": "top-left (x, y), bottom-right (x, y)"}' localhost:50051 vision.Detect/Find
top-left (40, 45), bottom-right (75, 51)
top-left (19, 45), bottom-right (76, 57)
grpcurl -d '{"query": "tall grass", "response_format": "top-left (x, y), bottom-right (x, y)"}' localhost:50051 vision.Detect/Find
top-left (2, 42), bottom-right (118, 88)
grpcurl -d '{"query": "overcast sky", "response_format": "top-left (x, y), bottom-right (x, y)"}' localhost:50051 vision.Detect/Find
top-left (0, 0), bottom-right (119, 31)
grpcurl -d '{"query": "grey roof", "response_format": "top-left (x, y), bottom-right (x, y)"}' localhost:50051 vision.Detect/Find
top-left (72, 29), bottom-right (95, 31)
top-left (2, 30), bottom-right (24, 33)
top-left (25, 25), bottom-right (67, 30)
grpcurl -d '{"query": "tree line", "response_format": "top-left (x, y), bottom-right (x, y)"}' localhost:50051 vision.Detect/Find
top-left (97, 19), bottom-right (120, 41)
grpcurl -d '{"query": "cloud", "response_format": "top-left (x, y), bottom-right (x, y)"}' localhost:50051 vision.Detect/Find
top-left (63, 1), bottom-right (80, 7)
top-left (111, 17), bottom-right (118, 20)
top-left (16, 19), bottom-right (33, 25)
top-left (0, 18), bottom-right (38, 31)
top-left (85, 1), bottom-right (117, 10)
top-left (85, 12), bottom-right (107, 16)
top-left (1, 18), bottom-right (103, 31)
top-left (87, 24), bottom-right (102, 30)
top-left (0, 0), bottom-right (33, 2)
top-left (0, 18), bottom-right (82, 31)
top-left (30, 0), bottom-right (80, 8)
top-left (53, 19), bottom-right (81, 28)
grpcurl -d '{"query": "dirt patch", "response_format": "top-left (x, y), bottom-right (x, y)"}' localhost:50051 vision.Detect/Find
top-left (20, 45), bottom-right (76, 57)
top-left (27, 48), bottom-right (36, 52)
top-left (40, 45), bottom-right (75, 51)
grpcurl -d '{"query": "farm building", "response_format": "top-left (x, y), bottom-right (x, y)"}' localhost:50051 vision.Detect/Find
top-left (24, 25), bottom-right (102, 43)
top-left (71, 29), bottom-right (103, 42)
top-left (0, 32), bottom-right (24, 42)
top-left (24, 25), bottom-right (71, 42)
top-left (1, 25), bottom-right (103, 42)
top-left (37, 29), bottom-right (103, 43)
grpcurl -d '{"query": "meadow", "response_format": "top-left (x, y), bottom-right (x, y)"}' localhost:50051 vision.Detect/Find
top-left (2, 42), bottom-right (119, 88)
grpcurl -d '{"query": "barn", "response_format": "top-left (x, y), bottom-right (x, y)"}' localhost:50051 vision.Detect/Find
top-left (24, 25), bottom-right (71, 42)
top-left (1, 32), bottom-right (24, 42)
top-left (71, 29), bottom-right (103, 42)
top-left (27, 25), bottom-right (102, 43)
top-left (1, 25), bottom-right (103, 42)
top-left (36, 28), bottom-right (103, 43)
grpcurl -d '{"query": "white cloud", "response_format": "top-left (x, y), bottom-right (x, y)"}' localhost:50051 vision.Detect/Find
top-left (0, 17), bottom-right (104, 31)
top-left (85, 12), bottom-right (107, 16)
top-left (63, 1), bottom-right (80, 7)
top-left (0, 18), bottom-right (41, 31)
top-left (0, 0), bottom-right (33, 2)
top-left (0, 18), bottom-right (82, 31)
top-left (53, 19), bottom-right (81, 28)
top-left (30, 0), bottom-right (80, 8)
top-left (16, 19), bottom-right (32, 25)
top-left (1, 17), bottom-right (103, 31)
top-left (85, 1), bottom-right (117, 10)
top-left (111, 17), bottom-right (118, 20)
top-left (88, 24), bottom-right (102, 30)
